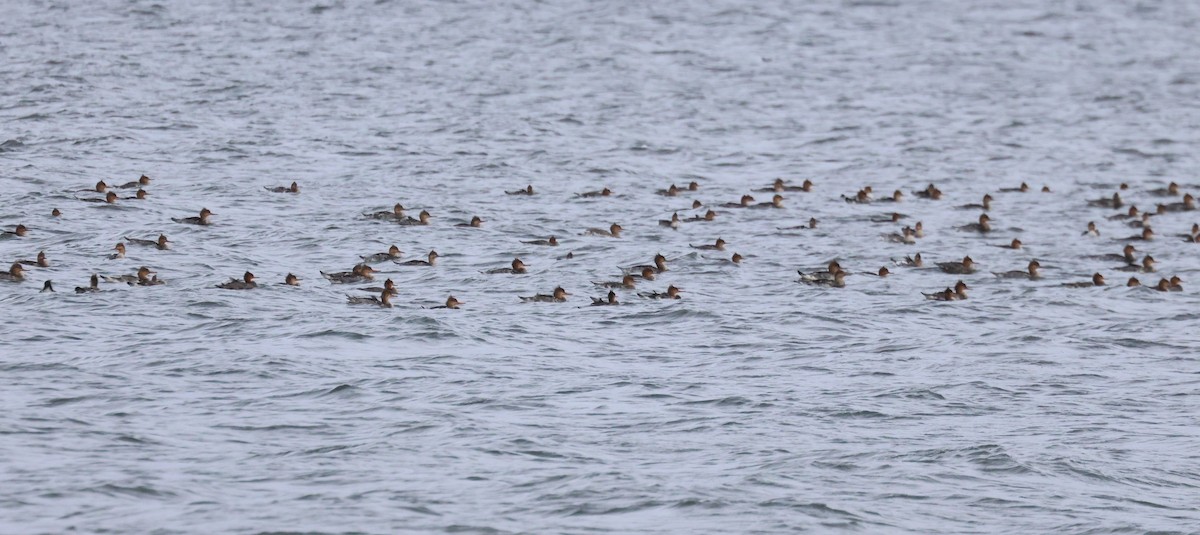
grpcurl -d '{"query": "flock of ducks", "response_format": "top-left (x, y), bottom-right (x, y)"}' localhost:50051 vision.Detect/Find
top-left (1, 175), bottom-right (1195, 307)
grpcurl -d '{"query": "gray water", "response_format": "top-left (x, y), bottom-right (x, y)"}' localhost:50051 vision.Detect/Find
top-left (3, 0), bottom-right (1200, 533)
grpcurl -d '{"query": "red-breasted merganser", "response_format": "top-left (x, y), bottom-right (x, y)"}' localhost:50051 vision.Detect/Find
top-left (1107, 206), bottom-right (1139, 220)
top-left (108, 243), bottom-right (126, 260)
top-left (994, 260), bottom-right (1041, 279)
top-left (266, 181), bottom-right (299, 193)
top-left (591, 290), bottom-right (619, 306)
top-left (124, 189), bottom-right (149, 200)
top-left (1083, 221), bottom-right (1100, 237)
top-left (284, 273), bottom-right (301, 286)
top-left (686, 181), bottom-right (700, 191)
top-left (691, 238), bottom-right (726, 251)
top-left (884, 227), bottom-right (916, 244)
top-left (360, 278), bottom-right (397, 294)
top-left (578, 188), bottom-right (612, 198)
top-left (1148, 182), bottom-right (1180, 196)
top-left (992, 238), bottom-right (1022, 250)
top-left (1176, 223), bottom-right (1199, 238)
top-left (937, 256), bottom-right (976, 274)
top-left (729, 252), bottom-right (743, 264)
top-left (594, 274), bottom-right (636, 289)
top-left (629, 254), bottom-right (667, 273)
top-left (657, 184), bottom-right (681, 197)
top-left (116, 174), bottom-right (151, 189)
top-left (1153, 278), bottom-right (1173, 292)
top-left (721, 195), bottom-right (755, 208)
top-left (876, 190), bottom-right (903, 203)
top-left (520, 286), bottom-right (569, 302)
top-left (485, 258), bottom-right (527, 274)
top-left (998, 182), bottom-right (1030, 193)
top-left (1115, 255), bottom-right (1156, 273)
top-left (1063, 273), bottom-right (1105, 287)
top-left (1087, 192), bottom-right (1122, 208)
top-left (1088, 244), bottom-right (1137, 264)
top-left (779, 217), bottom-right (819, 230)
top-left (1115, 228), bottom-right (1154, 241)
top-left (366, 204), bottom-right (405, 220)
top-left (429, 296), bottom-right (463, 309)
top-left (126, 234), bottom-right (170, 250)
top-left (798, 261), bottom-right (845, 282)
top-left (639, 285), bottom-right (682, 299)
top-left (843, 189), bottom-right (871, 204)
top-left (321, 264), bottom-right (376, 283)
top-left (691, 199), bottom-right (703, 209)
top-left (362, 245), bottom-right (403, 263)
top-left (1127, 277), bottom-right (1141, 287)
top-left (870, 212), bottom-right (907, 224)
top-left (750, 194), bottom-right (785, 209)
top-left (75, 274), bottom-right (101, 293)
top-left (913, 184), bottom-right (943, 200)
top-left (957, 194), bottom-right (993, 211)
top-left (1159, 194), bottom-right (1196, 212)
top-left (895, 253), bottom-right (923, 267)
top-left (86, 180), bottom-right (107, 193)
top-left (17, 251), bottom-right (49, 268)
top-left (584, 223), bottom-right (622, 237)
top-left (1168, 275), bottom-right (1183, 291)
top-left (1126, 213), bottom-right (1154, 228)
top-left (524, 236), bottom-right (558, 246)
top-left (684, 210), bottom-right (717, 222)
top-left (398, 210), bottom-right (432, 226)
top-left (801, 271), bottom-right (846, 288)
top-left (455, 216), bottom-right (484, 228)
top-left (958, 214), bottom-right (992, 233)
top-left (0, 263), bottom-right (25, 281)
top-left (506, 185), bottom-right (535, 195)
top-left (51, 208), bottom-right (61, 217)
top-left (756, 178), bottom-right (813, 192)
top-left (217, 271), bottom-right (257, 289)
top-left (173, 208), bottom-right (214, 226)
top-left (925, 281), bottom-right (968, 300)
top-left (631, 267), bottom-right (657, 281)
top-left (347, 290), bottom-right (392, 308)
top-left (659, 213), bottom-right (681, 229)
top-left (80, 192), bottom-right (119, 204)
top-left (398, 251), bottom-right (439, 266)
top-left (1041, 185), bottom-right (1051, 192)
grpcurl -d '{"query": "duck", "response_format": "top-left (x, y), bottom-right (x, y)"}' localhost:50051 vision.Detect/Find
top-left (876, 190), bottom-right (903, 203)
top-left (429, 296), bottom-right (463, 309)
top-left (594, 275), bottom-right (636, 289)
top-left (1087, 192), bottom-right (1123, 208)
top-left (485, 258), bottom-right (527, 274)
top-left (347, 290), bottom-right (393, 308)
top-left (683, 210), bottom-right (717, 222)
top-left (957, 214), bottom-right (992, 233)
top-left (1063, 273), bottom-right (1105, 288)
top-left (577, 187), bottom-right (612, 198)
top-left (756, 178), bottom-right (813, 192)
top-left (85, 180), bottom-right (108, 193)
top-left (108, 243), bottom-right (126, 260)
top-left (591, 290), bottom-right (620, 306)
top-left (998, 182), bottom-right (1030, 193)
top-left (884, 227), bottom-right (916, 244)
top-left (779, 217), bottom-right (819, 231)
top-left (79, 191), bottom-right (119, 204)
top-left (801, 271), bottom-right (846, 288)
top-left (1159, 194), bottom-right (1196, 212)
top-left (284, 273), bottom-right (301, 286)
top-left (17, 251), bottom-right (49, 268)
top-left (659, 213), bottom-right (681, 229)
top-left (265, 181), bottom-right (299, 193)
top-left (0, 263), bottom-right (26, 282)
top-left (869, 212), bottom-right (906, 224)
top-left (936, 256), bottom-right (976, 274)
top-left (398, 250), bottom-right (439, 266)
top-left (583, 223), bottom-right (622, 237)
top-left (126, 234), bottom-right (170, 250)
top-left (657, 184), bottom-right (681, 197)
top-left (365, 203), bottom-right (406, 220)
top-left (1115, 255), bottom-right (1156, 273)
top-left (957, 194), bottom-right (993, 211)
top-left (454, 216), bottom-right (484, 228)
top-left (1088, 244), bottom-right (1137, 264)
top-left (361, 245), bottom-right (403, 263)
top-left (40, 281), bottom-right (54, 293)
top-left (992, 238), bottom-right (1023, 250)
top-left (993, 260), bottom-right (1041, 279)
top-left (506, 185), bottom-right (535, 195)
top-left (728, 253), bottom-right (743, 264)
top-left (51, 208), bottom-right (61, 217)
top-left (1082, 221), bottom-right (1101, 237)
top-left (913, 184), bottom-right (943, 200)
top-left (865, 266), bottom-right (890, 277)
top-left (691, 238), bottom-right (726, 251)
top-left (797, 261), bottom-right (845, 282)
top-left (520, 286), bottom-right (569, 302)
top-left (1153, 278), bottom-right (1174, 292)
top-left (172, 208), bottom-right (214, 226)
top-left (1168, 275), bottom-right (1183, 291)
top-left (524, 236), bottom-right (558, 246)
top-left (750, 194), bottom-right (785, 209)
top-left (1148, 182), bottom-right (1181, 196)
top-left (1176, 223), bottom-right (1200, 239)
top-left (843, 189), bottom-right (872, 204)
top-left (1115, 228), bottom-right (1154, 241)
top-left (1126, 213), bottom-right (1155, 228)
top-left (913, 221), bottom-right (925, 238)
top-left (631, 267), bottom-right (657, 281)
top-left (895, 253), bottom-right (923, 267)
top-left (1107, 206), bottom-right (1140, 221)
top-left (124, 189), bottom-right (149, 200)
top-left (102, 266), bottom-right (154, 284)
top-left (639, 285), bottom-right (682, 299)
top-left (924, 281), bottom-right (969, 300)
top-left (321, 264), bottom-right (376, 283)
top-left (360, 279), bottom-right (397, 294)
top-left (721, 195), bottom-right (755, 208)
top-left (217, 271), bottom-right (257, 290)
top-left (115, 174), bottom-right (151, 189)
top-left (629, 254), bottom-right (668, 274)
top-left (1127, 277), bottom-right (1141, 288)
top-left (397, 210), bottom-right (432, 226)
top-left (75, 274), bottom-right (102, 293)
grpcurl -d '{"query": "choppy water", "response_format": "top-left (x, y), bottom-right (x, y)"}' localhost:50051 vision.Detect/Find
top-left (3, 0), bottom-right (1200, 533)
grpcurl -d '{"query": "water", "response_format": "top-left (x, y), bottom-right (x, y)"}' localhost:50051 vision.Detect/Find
top-left (2, 0), bottom-right (1199, 533)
